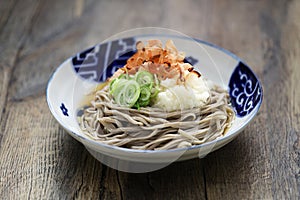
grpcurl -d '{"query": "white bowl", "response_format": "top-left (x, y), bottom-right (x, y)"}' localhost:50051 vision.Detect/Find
top-left (47, 30), bottom-right (263, 172)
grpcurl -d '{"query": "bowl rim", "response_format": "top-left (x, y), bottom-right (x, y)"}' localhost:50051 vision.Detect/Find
top-left (46, 34), bottom-right (263, 155)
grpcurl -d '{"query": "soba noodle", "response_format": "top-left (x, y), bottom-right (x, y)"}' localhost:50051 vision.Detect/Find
top-left (79, 85), bottom-right (234, 150)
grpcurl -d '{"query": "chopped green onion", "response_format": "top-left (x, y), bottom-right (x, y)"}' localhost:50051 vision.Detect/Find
top-left (139, 85), bottom-right (151, 102)
top-left (135, 71), bottom-right (154, 88)
top-left (109, 78), bottom-right (127, 95)
top-left (109, 70), bottom-right (160, 108)
top-left (118, 74), bottom-right (127, 79)
top-left (109, 78), bottom-right (117, 92)
top-left (150, 86), bottom-right (160, 98)
top-left (137, 99), bottom-right (150, 107)
top-left (111, 80), bottom-right (140, 107)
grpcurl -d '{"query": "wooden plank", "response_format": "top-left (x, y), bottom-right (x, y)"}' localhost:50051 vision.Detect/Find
top-left (0, 0), bottom-right (41, 141)
top-left (118, 159), bottom-right (206, 200)
top-left (0, 0), bottom-right (18, 33)
top-left (0, 0), bottom-right (122, 199)
top-left (8, 28), bottom-right (90, 101)
top-left (8, 0), bottom-right (96, 101)
top-left (203, 0), bottom-right (300, 199)
top-left (20, 0), bottom-right (96, 57)
top-left (271, 0), bottom-right (300, 198)
top-left (202, 0), bottom-right (273, 199)
top-left (0, 97), bottom-right (121, 199)
top-left (0, 0), bottom-right (41, 69)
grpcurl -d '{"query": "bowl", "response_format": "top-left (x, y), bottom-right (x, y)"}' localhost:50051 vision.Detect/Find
top-left (46, 28), bottom-right (263, 172)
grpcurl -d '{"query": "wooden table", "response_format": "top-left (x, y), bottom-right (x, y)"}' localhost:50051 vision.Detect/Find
top-left (0, 0), bottom-right (299, 199)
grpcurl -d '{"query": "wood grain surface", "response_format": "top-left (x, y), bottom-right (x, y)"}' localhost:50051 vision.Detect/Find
top-left (0, 0), bottom-right (299, 199)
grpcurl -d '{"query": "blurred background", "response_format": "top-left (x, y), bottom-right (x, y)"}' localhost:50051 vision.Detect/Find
top-left (2, 0), bottom-right (278, 100)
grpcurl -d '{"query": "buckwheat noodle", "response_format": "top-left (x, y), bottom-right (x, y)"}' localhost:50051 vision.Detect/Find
top-left (79, 85), bottom-right (234, 150)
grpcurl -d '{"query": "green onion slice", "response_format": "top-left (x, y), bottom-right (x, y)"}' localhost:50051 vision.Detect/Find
top-left (110, 78), bottom-right (126, 95)
top-left (112, 80), bottom-right (140, 107)
top-left (135, 71), bottom-right (154, 88)
top-left (139, 85), bottom-right (151, 102)
top-left (150, 86), bottom-right (160, 98)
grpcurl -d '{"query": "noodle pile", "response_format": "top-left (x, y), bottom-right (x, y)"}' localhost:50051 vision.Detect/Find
top-left (79, 85), bottom-right (234, 150)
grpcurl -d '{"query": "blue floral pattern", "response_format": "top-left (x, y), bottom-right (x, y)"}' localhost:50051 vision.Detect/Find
top-left (72, 38), bottom-right (136, 82)
top-left (60, 103), bottom-right (69, 116)
top-left (229, 62), bottom-right (262, 117)
top-left (72, 37), bottom-right (198, 82)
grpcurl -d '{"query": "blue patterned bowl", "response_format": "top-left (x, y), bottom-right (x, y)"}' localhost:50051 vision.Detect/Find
top-left (46, 31), bottom-right (263, 172)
